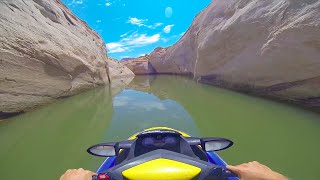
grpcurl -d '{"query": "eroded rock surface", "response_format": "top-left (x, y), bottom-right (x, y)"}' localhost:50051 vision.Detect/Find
top-left (148, 0), bottom-right (320, 106)
top-left (108, 57), bottom-right (134, 79)
top-left (120, 55), bottom-right (156, 75)
top-left (0, 0), bottom-right (131, 117)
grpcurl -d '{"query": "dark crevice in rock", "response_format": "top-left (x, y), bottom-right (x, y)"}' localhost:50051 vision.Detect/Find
top-left (0, 92), bottom-right (55, 98)
top-left (297, 97), bottom-right (320, 107)
top-left (199, 74), bottom-right (320, 95)
top-left (0, 111), bottom-right (24, 119)
top-left (9, 3), bottom-right (21, 10)
top-left (4, 77), bottom-right (17, 83)
top-left (33, 0), bottom-right (59, 23)
top-left (62, 11), bottom-right (76, 26)
top-left (199, 74), bottom-right (320, 108)
top-left (6, 4), bottom-right (15, 12)
top-left (148, 62), bottom-right (157, 74)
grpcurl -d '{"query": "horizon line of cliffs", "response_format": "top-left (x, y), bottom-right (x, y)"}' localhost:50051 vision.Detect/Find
top-left (0, 0), bottom-right (134, 118)
top-left (122, 0), bottom-right (320, 107)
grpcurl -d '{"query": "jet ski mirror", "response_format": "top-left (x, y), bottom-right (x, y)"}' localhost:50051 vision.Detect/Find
top-left (201, 138), bottom-right (233, 152)
top-left (87, 143), bottom-right (117, 157)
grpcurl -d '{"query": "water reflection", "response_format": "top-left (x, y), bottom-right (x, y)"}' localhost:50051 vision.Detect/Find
top-left (0, 75), bottom-right (319, 180)
top-left (0, 78), bottom-right (129, 180)
top-left (105, 89), bottom-right (200, 141)
top-left (118, 75), bottom-right (320, 180)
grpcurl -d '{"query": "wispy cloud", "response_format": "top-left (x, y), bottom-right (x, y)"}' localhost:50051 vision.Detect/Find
top-left (161, 38), bottom-right (168, 43)
top-left (127, 17), bottom-right (163, 30)
top-left (96, 20), bottom-right (102, 23)
top-left (105, 2), bottom-right (111, 6)
top-left (120, 30), bottom-right (133, 38)
top-left (163, 24), bottom-right (174, 33)
top-left (127, 17), bottom-right (148, 27)
top-left (68, 0), bottom-right (84, 5)
top-left (106, 32), bottom-right (160, 54)
top-left (147, 22), bottom-right (163, 29)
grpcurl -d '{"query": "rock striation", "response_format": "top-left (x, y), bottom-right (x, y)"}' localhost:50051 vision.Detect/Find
top-left (120, 55), bottom-right (156, 75)
top-left (134, 0), bottom-right (320, 106)
top-left (0, 0), bottom-right (133, 117)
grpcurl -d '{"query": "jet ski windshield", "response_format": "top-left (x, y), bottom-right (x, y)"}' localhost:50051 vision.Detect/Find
top-left (135, 131), bottom-right (182, 156)
top-left (141, 135), bottom-right (178, 147)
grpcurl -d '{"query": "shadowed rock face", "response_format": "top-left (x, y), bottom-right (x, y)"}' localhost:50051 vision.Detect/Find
top-left (144, 0), bottom-right (320, 107)
top-left (0, 0), bottom-right (133, 116)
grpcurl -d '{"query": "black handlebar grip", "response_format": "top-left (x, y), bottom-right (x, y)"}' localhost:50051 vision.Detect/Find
top-left (92, 175), bottom-right (98, 180)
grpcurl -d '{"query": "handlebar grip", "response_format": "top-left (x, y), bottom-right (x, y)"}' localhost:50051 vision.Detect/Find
top-left (92, 175), bottom-right (98, 180)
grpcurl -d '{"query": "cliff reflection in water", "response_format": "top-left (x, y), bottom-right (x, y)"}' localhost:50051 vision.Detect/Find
top-left (0, 75), bottom-right (319, 180)
top-left (0, 78), bottom-right (131, 180)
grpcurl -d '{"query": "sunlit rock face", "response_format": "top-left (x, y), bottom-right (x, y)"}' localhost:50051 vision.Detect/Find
top-left (149, 0), bottom-right (320, 106)
top-left (120, 55), bottom-right (157, 75)
top-left (0, 0), bottom-right (132, 116)
top-left (108, 57), bottom-right (134, 79)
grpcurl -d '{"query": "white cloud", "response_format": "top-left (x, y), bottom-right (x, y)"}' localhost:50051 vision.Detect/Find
top-left (155, 22), bottom-right (163, 27)
top-left (106, 43), bottom-right (126, 53)
top-left (106, 32), bottom-right (160, 54)
top-left (161, 38), bottom-right (168, 43)
top-left (96, 20), bottom-right (102, 23)
top-left (120, 32), bottom-right (130, 37)
top-left (123, 34), bottom-right (160, 46)
top-left (105, 2), bottom-right (111, 6)
top-left (180, 31), bottom-right (185, 36)
top-left (127, 17), bottom-right (148, 27)
top-left (147, 22), bottom-right (163, 29)
top-left (106, 43), bottom-right (122, 49)
top-left (163, 24), bottom-right (174, 33)
top-left (68, 0), bottom-right (84, 5)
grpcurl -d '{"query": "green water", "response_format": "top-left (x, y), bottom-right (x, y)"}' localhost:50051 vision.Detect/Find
top-left (0, 75), bottom-right (319, 179)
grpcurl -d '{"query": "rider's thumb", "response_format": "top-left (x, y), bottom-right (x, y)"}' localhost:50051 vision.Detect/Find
top-left (226, 165), bottom-right (241, 174)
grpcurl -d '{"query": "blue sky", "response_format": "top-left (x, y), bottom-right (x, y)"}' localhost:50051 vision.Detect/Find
top-left (62, 0), bottom-right (211, 60)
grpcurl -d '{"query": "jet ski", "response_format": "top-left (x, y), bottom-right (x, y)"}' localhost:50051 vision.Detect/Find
top-left (87, 127), bottom-right (239, 180)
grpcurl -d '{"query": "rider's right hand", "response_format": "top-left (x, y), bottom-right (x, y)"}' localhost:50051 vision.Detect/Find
top-left (227, 161), bottom-right (288, 180)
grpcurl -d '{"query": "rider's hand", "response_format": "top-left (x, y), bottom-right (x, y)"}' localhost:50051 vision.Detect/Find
top-left (227, 161), bottom-right (288, 180)
top-left (59, 168), bottom-right (96, 180)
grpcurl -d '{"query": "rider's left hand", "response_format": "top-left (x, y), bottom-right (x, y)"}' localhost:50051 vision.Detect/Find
top-left (59, 168), bottom-right (96, 180)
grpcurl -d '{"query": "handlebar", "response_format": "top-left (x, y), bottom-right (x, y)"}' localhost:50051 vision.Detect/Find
top-left (92, 168), bottom-right (238, 180)
top-left (223, 169), bottom-right (238, 177)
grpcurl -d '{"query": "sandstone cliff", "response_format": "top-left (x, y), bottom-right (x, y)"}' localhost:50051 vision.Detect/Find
top-left (146, 0), bottom-right (320, 106)
top-left (0, 0), bottom-right (133, 117)
top-left (120, 55), bottom-right (156, 75)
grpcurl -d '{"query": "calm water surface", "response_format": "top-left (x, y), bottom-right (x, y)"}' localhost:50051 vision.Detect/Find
top-left (0, 75), bottom-right (319, 179)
